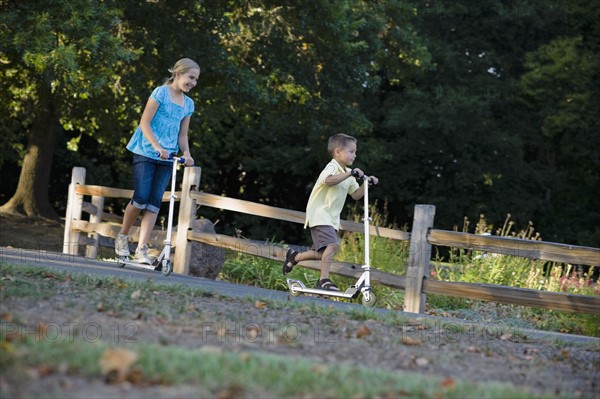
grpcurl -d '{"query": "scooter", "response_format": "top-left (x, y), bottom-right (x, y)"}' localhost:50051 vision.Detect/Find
top-left (116, 153), bottom-right (189, 276)
top-left (286, 171), bottom-right (378, 306)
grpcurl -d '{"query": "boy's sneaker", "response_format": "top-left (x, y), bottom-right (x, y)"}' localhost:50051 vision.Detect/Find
top-left (315, 278), bottom-right (339, 292)
top-left (115, 234), bottom-right (130, 256)
top-left (282, 248), bottom-right (299, 275)
top-left (134, 244), bottom-right (153, 265)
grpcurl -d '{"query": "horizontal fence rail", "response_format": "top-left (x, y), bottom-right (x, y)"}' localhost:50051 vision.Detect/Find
top-left (187, 230), bottom-right (407, 290)
top-left (76, 185), bottom-right (179, 202)
top-left (63, 166), bottom-right (600, 317)
top-left (428, 230), bottom-right (600, 266)
top-left (191, 192), bottom-right (411, 241)
top-left (422, 279), bottom-right (599, 314)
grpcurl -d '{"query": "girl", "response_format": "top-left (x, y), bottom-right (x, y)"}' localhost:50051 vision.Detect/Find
top-left (115, 58), bottom-right (200, 264)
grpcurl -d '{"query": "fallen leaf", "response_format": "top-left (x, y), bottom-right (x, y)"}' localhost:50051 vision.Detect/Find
top-left (99, 347), bottom-right (138, 384)
top-left (36, 322), bottom-right (48, 336)
top-left (254, 300), bottom-right (267, 309)
top-left (402, 336), bottom-right (422, 346)
top-left (500, 333), bottom-right (512, 341)
top-left (467, 346), bottom-right (481, 353)
top-left (33, 364), bottom-right (54, 377)
top-left (414, 357), bottom-right (429, 367)
top-left (125, 368), bottom-right (144, 385)
top-left (246, 326), bottom-right (260, 340)
top-left (440, 377), bottom-right (456, 389)
top-left (1, 312), bottom-right (14, 322)
top-left (4, 331), bottom-right (21, 343)
top-left (216, 383), bottom-right (244, 399)
top-left (186, 304), bottom-right (199, 312)
top-left (131, 289), bottom-right (141, 299)
top-left (356, 325), bottom-right (372, 339)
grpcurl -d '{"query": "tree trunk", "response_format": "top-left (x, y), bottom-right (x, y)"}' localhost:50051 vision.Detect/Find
top-left (0, 84), bottom-right (60, 219)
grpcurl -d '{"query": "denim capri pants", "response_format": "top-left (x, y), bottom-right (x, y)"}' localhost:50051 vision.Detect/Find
top-left (130, 153), bottom-right (173, 214)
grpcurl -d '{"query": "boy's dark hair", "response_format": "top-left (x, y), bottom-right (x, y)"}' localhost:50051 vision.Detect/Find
top-left (328, 133), bottom-right (357, 156)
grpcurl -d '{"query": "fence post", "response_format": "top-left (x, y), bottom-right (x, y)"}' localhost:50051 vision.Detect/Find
top-left (404, 204), bottom-right (436, 314)
top-left (173, 166), bottom-right (201, 275)
top-left (85, 195), bottom-right (105, 259)
top-left (63, 167), bottom-right (86, 255)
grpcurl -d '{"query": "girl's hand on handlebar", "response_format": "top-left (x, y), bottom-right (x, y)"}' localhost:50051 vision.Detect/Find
top-left (183, 156), bottom-right (195, 167)
top-left (155, 148), bottom-right (169, 160)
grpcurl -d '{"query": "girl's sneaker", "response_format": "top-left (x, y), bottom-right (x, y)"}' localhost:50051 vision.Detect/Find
top-left (134, 244), bottom-right (153, 265)
top-left (115, 234), bottom-right (130, 256)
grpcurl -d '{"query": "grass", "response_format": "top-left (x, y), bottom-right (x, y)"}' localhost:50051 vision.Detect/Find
top-left (1, 337), bottom-right (554, 399)
top-left (220, 210), bottom-right (600, 337)
top-left (0, 263), bottom-right (564, 399)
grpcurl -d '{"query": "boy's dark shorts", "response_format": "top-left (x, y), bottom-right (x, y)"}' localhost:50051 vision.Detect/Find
top-left (310, 225), bottom-right (339, 252)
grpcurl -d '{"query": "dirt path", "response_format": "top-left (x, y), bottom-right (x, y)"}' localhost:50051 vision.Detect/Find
top-left (1, 214), bottom-right (599, 398)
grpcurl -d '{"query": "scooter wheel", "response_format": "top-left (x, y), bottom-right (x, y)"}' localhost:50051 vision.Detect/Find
top-left (289, 282), bottom-right (303, 297)
top-left (361, 291), bottom-right (376, 307)
top-left (162, 260), bottom-right (172, 276)
top-left (116, 257), bottom-right (127, 268)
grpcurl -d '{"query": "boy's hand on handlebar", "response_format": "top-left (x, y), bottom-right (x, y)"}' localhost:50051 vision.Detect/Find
top-left (351, 168), bottom-right (378, 185)
top-left (351, 168), bottom-right (365, 179)
top-left (368, 176), bottom-right (379, 186)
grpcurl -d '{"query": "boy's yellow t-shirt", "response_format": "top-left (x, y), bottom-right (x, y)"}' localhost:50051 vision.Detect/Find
top-left (304, 159), bottom-right (360, 230)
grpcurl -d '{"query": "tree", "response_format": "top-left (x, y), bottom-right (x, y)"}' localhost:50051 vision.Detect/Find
top-left (361, 0), bottom-right (580, 236)
top-left (0, 0), bottom-right (134, 218)
top-left (518, 36), bottom-right (599, 245)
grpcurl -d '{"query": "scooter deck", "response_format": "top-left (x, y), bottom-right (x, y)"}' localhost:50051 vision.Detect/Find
top-left (116, 256), bottom-right (172, 276)
top-left (291, 286), bottom-right (360, 299)
top-left (287, 278), bottom-right (375, 306)
top-left (287, 279), bottom-right (361, 298)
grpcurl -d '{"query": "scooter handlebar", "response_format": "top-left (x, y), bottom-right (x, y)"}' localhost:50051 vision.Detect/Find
top-left (351, 169), bottom-right (378, 185)
top-left (155, 152), bottom-right (194, 166)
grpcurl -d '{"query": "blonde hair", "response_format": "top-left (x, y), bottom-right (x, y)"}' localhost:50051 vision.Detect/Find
top-left (327, 133), bottom-right (357, 156)
top-left (164, 58), bottom-right (200, 84)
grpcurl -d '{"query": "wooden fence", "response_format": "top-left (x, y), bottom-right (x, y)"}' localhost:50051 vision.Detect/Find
top-left (63, 166), bottom-right (600, 316)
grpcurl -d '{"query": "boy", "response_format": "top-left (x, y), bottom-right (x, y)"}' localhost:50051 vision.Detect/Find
top-left (282, 133), bottom-right (379, 291)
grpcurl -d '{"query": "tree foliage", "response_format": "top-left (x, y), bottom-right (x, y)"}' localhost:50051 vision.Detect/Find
top-left (1, 0), bottom-right (597, 246)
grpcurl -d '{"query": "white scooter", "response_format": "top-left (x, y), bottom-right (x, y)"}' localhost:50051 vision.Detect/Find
top-left (286, 172), bottom-right (378, 306)
top-left (116, 153), bottom-right (189, 276)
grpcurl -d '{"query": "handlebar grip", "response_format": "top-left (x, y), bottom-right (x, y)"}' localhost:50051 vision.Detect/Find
top-left (155, 152), bottom-right (181, 162)
top-left (351, 169), bottom-right (379, 185)
top-left (154, 151), bottom-right (173, 159)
